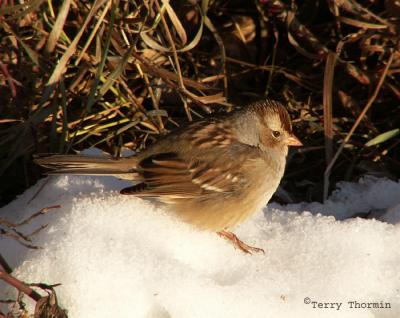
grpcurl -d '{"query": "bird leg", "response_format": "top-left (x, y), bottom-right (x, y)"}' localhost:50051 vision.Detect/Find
top-left (217, 230), bottom-right (265, 254)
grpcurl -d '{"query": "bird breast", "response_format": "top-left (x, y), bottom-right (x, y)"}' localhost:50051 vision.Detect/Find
top-left (169, 153), bottom-right (286, 232)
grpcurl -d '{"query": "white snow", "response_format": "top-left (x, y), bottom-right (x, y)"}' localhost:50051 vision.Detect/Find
top-left (1, 173), bottom-right (400, 318)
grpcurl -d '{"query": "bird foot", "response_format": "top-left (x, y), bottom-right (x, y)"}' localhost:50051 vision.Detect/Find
top-left (217, 230), bottom-right (265, 254)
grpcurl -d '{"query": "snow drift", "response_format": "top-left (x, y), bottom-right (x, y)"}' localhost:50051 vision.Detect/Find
top-left (1, 174), bottom-right (400, 318)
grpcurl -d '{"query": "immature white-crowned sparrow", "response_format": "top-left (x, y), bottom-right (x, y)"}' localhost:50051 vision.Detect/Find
top-left (35, 100), bottom-right (302, 253)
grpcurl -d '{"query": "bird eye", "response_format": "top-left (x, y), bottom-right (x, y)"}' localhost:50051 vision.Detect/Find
top-left (272, 130), bottom-right (281, 138)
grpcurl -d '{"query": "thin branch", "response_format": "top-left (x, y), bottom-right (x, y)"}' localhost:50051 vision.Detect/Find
top-left (323, 52), bottom-right (337, 167)
top-left (323, 50), bottom-right (395, 200)
top-left (154, 0), bottom-right (192, 120)
top-left (0, 270), bottom-right (42, 302)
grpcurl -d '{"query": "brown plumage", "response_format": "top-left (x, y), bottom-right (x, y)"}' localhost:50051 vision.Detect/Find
top-left (35, 100), bottom-right (302, 253)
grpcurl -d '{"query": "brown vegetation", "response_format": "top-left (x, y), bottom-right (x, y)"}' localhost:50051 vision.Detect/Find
top-left (0, 1), bottom-right (399, 315)
top-left (0, 0), bottom-right (399, 206)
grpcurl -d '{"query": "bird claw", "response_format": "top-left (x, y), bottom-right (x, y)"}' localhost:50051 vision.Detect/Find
top-left (217, 230), bottom-right (265, 254)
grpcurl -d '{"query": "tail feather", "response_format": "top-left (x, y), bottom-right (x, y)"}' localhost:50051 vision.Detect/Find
top-left (34, 154), bottom-right (139, 181)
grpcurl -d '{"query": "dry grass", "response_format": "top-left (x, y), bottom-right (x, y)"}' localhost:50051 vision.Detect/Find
top-left (1, 1), bottom-right (400, 314)
top-left (0, 0), bottom-right (399, 203)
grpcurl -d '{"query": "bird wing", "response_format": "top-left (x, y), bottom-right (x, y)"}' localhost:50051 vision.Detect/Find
top-left (120, 151), bottom-right (251, 200)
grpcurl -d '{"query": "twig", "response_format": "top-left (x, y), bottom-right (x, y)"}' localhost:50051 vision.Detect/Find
top-left (0, 253), bottom-right (12, 274)
top-left (0, 205), bottom-right (61, 249)
top-left (323, 50), bottom-right (395, 200)
top-left (131, 52), bottom-right (222, 110)
top-left (0, 270), bottom-right (42, 302)
top-left (204, 16), bottom-right (228, 101)
top-left (323, 52), bottom-right (337, 166)
top-left (154, 0), bottom-right (192, 120)
top-left (0, 205), bottom-right (61, 228)
top-left (0, 61), bottom-right (17, 97)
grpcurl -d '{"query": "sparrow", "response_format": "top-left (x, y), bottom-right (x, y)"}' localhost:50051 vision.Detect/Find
top-left (35, 100), bottom-right (302, 253)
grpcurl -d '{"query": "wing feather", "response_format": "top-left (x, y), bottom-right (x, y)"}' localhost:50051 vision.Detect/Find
top-left (120, 151), bottom-right (248, 199)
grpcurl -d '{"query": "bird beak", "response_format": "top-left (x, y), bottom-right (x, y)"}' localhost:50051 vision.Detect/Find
top-left (286, 134), bottom-right (303, 146)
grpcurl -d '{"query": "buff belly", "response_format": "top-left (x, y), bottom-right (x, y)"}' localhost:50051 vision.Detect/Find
top-left (170, 178), bottom-right (279, 232)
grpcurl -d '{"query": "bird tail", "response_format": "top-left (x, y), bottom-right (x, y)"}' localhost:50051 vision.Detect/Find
top-left (34, 154), bottom-right (139, 181)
